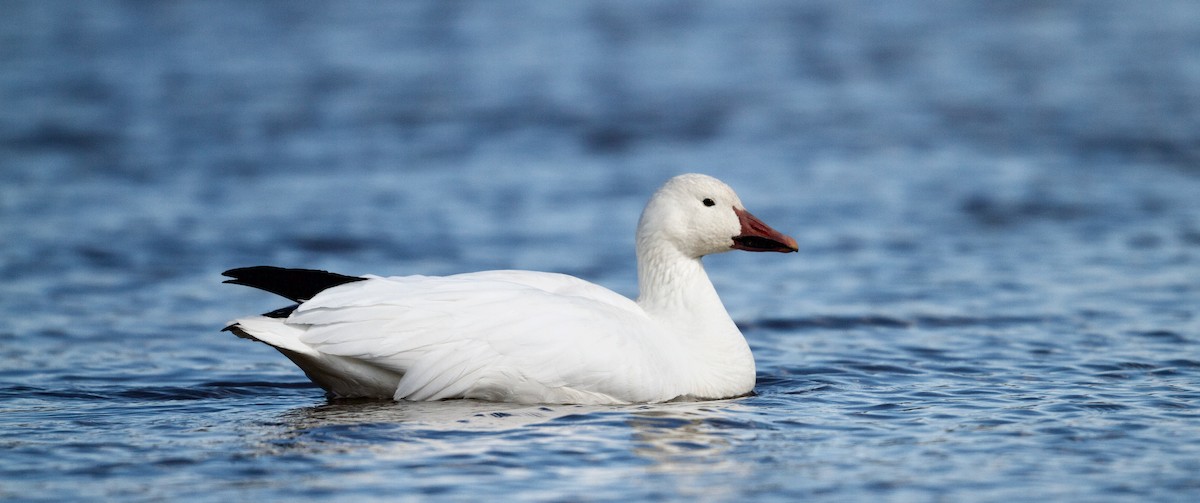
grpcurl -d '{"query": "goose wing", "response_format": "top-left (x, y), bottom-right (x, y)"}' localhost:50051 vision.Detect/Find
top-left (276, 272), bottom-right (674, 403)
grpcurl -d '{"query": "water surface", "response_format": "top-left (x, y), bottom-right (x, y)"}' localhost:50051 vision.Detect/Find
top-left (2, 1), bottom-right (1199, 501)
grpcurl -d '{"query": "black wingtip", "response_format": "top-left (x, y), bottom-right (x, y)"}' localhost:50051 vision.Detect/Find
top-left (222, 265), bottom-right (367, 303)
top-left (263, 304), bottom-right (300, 318)
top-left (222, 267), bottom-right (251, 278)
top-left (222, 266), bottom-right (281, 280)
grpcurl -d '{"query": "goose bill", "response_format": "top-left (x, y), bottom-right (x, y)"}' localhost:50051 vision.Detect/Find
top-left (732, 208), bottom-right (798, 253)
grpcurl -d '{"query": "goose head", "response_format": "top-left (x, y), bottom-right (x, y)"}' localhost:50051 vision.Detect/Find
top-left (636, 174), bottom-right (798, 259)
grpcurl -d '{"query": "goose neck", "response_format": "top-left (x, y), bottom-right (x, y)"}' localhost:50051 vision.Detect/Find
top-left (635, 241), bottom-right (726, 322)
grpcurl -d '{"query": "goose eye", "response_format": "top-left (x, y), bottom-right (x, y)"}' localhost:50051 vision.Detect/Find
top-left (702, 198), bottom-right (715, 207)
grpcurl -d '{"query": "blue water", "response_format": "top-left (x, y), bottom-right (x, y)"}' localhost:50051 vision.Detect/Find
top-left (3, 1), bottom-right (1200, 501)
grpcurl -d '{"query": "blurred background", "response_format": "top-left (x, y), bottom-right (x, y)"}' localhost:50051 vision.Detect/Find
top-left (4, 0), bottom-right (1200, 264)
top-left (4, 0), bottom-right (1198, 309)
top-left (2, 1), bottom-right (1199, 501)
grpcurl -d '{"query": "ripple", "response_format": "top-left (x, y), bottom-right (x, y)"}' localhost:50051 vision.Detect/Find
top-left (742, 314), bottom-right (1059, 332)
top-left (845, 363), bottom-right (925, 375)
top-left (0, 382), bottom-right (317, 402)
top-left (1128, 330), bottom-right (1189, 343)
top-left (740, 315), bottom-right (910, 331)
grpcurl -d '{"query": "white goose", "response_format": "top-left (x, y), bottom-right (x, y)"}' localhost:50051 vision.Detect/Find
top-left (223, 174), bottom-right (797, 404)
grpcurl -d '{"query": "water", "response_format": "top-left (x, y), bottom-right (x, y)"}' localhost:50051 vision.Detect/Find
top-left (3, 1), bottom-right (1200, 501)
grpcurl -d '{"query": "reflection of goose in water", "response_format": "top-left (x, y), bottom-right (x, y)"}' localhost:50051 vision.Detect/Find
top-left (273, 399), bottom-right (576, 432)
top-left (223, 174), bottom-right (796, 404)
top-left (259, 397), bottom-right (754, 490)
top-left (271, 397), bottom-right (750, 434)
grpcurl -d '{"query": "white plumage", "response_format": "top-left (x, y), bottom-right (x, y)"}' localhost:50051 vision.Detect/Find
top-left (224, 173), bottom-right (797, 404)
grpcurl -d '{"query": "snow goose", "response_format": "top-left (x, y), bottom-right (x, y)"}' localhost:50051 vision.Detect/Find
top-left (223, 173), bottom-right (797, 404)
